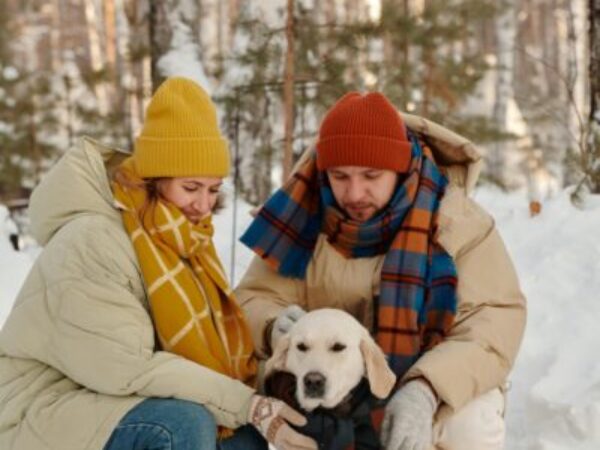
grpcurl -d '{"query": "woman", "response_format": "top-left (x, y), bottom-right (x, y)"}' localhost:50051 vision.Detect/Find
top-left (0, 77), bottom-right (316, 450)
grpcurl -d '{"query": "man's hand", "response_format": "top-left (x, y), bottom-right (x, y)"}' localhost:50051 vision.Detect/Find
top-left (271, 305), bottom-right (306, 351)
top-left (381, 379), bottom-right (438, 450)
top-left (248, 394), bottom-right (317, 450)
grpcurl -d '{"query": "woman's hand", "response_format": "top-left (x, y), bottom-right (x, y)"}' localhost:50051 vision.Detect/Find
top-left (248, 394), bottom-right (317, 450)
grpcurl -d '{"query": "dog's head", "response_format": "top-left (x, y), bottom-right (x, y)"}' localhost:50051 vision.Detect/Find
top-left (265, 308), bottom-right (396, 412)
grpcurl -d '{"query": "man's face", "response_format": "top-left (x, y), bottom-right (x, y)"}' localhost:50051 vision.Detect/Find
top-left (326, 166), bottom-right (397, 222)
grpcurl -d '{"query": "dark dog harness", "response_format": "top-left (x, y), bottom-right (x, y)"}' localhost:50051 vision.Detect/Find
top-left (265, 371), bottom-right (385, 450)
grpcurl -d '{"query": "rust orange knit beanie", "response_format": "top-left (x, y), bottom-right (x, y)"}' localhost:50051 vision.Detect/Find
top-left (316, 92), bottom-right (412, 172)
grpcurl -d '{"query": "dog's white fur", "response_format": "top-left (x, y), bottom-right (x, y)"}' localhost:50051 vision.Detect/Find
top-left (266, 308), bottom-right (396, 412)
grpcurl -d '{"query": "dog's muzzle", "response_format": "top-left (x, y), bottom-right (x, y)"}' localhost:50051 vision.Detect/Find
top-left (303, 371), bottom-right (326, 398)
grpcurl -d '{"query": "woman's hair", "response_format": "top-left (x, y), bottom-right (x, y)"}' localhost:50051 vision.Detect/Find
top-left (112, 166), bottom-right (225, 224)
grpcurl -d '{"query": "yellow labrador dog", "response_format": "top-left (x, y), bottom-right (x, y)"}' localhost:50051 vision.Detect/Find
top-left (266, 308), bottom-right (396, 412)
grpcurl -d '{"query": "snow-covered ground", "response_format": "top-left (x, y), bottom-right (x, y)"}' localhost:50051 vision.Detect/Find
top-left (0, 207), bottom-right (40, 325)
top-left (472, 187), bottom-right (600, 450)
top-left (1, 186), bottom-right (599, 449)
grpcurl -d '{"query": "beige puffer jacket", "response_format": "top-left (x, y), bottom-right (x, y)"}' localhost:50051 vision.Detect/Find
top-left (0, 138), bottom-right (255, 450)
top-left (236, 113), bottom-right (527, 412)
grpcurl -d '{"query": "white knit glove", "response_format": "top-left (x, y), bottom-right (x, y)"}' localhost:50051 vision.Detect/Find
top-left (271, 305), bottom-right (306, 350)
top-left (248, 395), bottom-right (317, 450)
top-left (381, 379), bottom-right (438, 450)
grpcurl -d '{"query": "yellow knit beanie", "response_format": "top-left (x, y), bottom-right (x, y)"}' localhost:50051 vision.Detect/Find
top-left (133, 77), bottom-right (230, 178)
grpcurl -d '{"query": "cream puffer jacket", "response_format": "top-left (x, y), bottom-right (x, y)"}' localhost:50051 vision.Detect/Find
top-left (0, 138), bottom-right (255, 450)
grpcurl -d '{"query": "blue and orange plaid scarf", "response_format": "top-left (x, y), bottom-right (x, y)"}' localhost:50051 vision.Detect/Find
top-left (241, 135), bottom-right (457, 378)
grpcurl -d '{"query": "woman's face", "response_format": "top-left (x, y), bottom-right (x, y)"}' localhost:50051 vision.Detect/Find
top-left (157, 177), bottom-right (223, 224)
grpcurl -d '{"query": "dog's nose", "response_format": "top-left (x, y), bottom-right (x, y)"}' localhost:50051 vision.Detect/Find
top-left (303, 371), bottom-right (326, 398)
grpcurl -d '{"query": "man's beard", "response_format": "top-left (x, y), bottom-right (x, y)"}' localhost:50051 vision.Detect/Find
top-left (342, 202), bottom-right (377, 222)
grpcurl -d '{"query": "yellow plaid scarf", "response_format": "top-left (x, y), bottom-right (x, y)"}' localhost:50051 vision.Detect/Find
top-left (112, 158), bottom-right (257, 388)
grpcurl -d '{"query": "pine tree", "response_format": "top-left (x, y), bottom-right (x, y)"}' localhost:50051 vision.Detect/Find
top-left (373, 0), bottom-right (500, 139)
top-left (0, 0), bottom-right (133, 200)
top-left (0, 0), bottom-right (26, 198)
top-left (216, 0), bottom-right (503, 204)
top-left (568, 0), bottom-right (600, 200)
top-left (588, 0), bottom-right (600, 193)
top-left (217, 2), bottom-right (285, 205)
top-left (0, 0), bottom-right (62, 197)
top-left (149, 0), bottom-right (208, 90)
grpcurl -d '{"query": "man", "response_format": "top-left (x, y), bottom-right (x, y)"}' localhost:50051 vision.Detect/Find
top-left (236, 92), bottom-right (526, 450)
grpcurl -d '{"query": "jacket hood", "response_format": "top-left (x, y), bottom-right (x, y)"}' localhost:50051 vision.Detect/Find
top-left (401, 113), bottom-right (483, 193)
top-left (29, 137), bottom-right (131, 245)
top-left (294, 112), bottom-right (483, 194)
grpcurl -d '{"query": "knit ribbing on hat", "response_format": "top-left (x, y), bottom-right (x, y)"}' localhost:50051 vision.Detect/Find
top-left (316, 92), bottom-right (412, 172)
top-left (133, 77), bottom-right (230, 178)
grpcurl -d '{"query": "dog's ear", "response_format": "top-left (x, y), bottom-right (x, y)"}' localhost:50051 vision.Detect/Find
top-left (360, 337), bottom-right (397, 399)
top-left (265, 335), bottom-right (291, 376)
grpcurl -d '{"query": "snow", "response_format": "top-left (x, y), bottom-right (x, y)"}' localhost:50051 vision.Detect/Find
top-left (474, 187), bottom-right (600, 450)
top-left (156, 0), bottom-right (211, 91)
top-left (2, 66), bottom-right (19, 81)
top-left (2, 186), bottom-right (600, 449)
top-left (211, 182), bottom-right (257, 285)
top-left (0, 206), bottom-right (39, 326)
top-left (0, 121), bottom-right (14, 135)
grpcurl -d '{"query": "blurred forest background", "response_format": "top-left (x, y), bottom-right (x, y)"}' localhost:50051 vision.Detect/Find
top-left (0, 0), bottom-right (598, 208)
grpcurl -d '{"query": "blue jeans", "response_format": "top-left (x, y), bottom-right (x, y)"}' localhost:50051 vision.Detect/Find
top-left (103, 398), bottom-right (268, 450)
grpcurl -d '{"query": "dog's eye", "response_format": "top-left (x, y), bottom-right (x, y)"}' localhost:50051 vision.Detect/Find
top-left (296, 343), bottom-right (309, 352)
top-left (331, 343), bottom-right (346, 352)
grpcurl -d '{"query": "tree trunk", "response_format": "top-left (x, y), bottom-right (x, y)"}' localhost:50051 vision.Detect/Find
top-left (104, 0), bottom-right (117, 68)
top-left (50, 0), bottom-right (62, 73)
top-left (323, 0), bottom-right (336, 23)
top-left (103, 0), bottom-right (119, 113)
top-left (64, 74), bottom-right (74, 148)
top-left (49, 0), bottom-right (71, 150)
top-left (591, 0), bottom-right (600, 127)
top-left (344, 0), bottom-right (359, 22)
top-left (116, 0), bottom-right (142, 142)
top-left (491, 0), bottom-right (517, 188)
top-left (282, 0), bottom-right (295, 183)
top-left (83, 0), bottom-right (109, 115)
top-left (513, 1), bottom-right (565, 194)
top-left (28, 100), bottom-right (41, 185)
top-left (149, 0), bottom-right (172, 90)
top-left (104, 0), bottom-right (117, 78)
top-left (420, 0), bottom-right (433, 117)
top-left (216, 0), bottom-right (224, 64)
top-left (401, 0), bottom-right (410, 109)
top-left (589, 0), bottom-right (600, 192)
top-left (380, 0), bottom-right (410, 110)
top-left (228, 0), bottom-right (240, 37)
